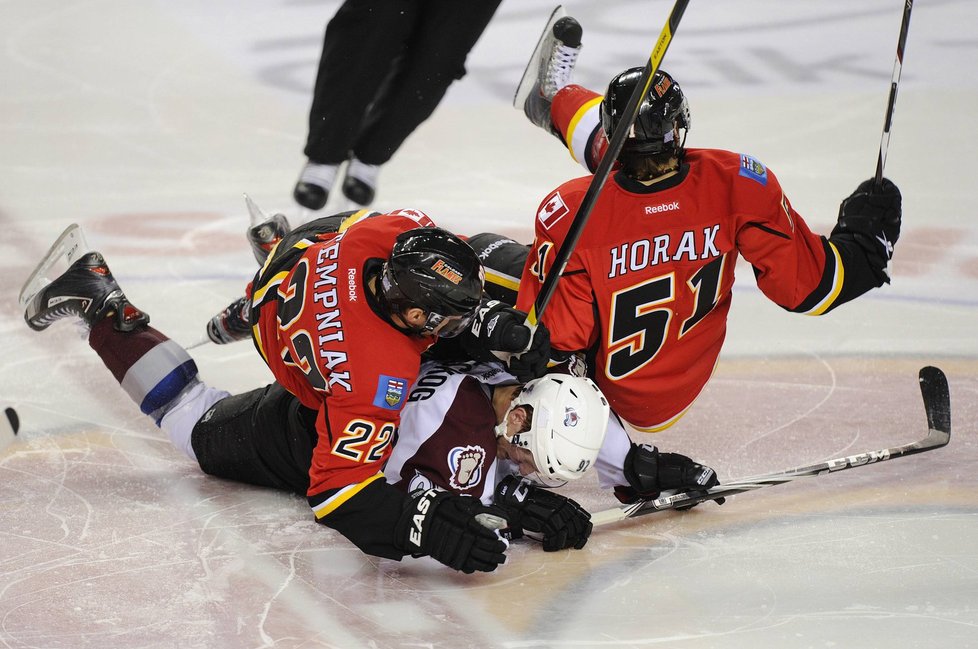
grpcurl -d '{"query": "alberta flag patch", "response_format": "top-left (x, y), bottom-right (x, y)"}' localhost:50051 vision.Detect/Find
top-left (739, 154), bottom-right (768, 185)
top-left (374, 375), bottom-right (409, 410)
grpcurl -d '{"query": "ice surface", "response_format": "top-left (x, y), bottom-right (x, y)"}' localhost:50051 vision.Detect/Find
top-left (2, 1), bottom-right (977, 647)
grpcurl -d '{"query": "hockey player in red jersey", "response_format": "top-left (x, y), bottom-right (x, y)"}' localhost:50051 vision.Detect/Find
top-left (20, 211), bottom-right (550, 575)
top-left (513, 14), bottom-right (903, 435)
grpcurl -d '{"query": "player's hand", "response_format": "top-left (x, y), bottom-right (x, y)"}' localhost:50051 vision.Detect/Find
top-left (834, 177), bottom-right (902, 277)
top-left (395, 489), bottom-right (508, 573)
top-left (464, 300), bottom-right (552, 381)
top-left (506, 323), bottom-right (550, 383)
top-left (494, 475), bottom-right (592, 551)
top-left (615, 444), bottom-right (722, 505)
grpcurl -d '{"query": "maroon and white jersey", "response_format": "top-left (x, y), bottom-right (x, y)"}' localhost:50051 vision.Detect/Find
top-left (385, 360), bottom-right (520, 505)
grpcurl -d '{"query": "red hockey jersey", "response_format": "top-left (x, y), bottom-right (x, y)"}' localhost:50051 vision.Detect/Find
top-left (250, 211), bottom-right (435, 515)
top-left (516, 149), bottom-right (836, 432)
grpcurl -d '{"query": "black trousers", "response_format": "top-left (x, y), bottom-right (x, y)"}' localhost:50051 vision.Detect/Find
top-left (304, 0), bottom-right (501, 165)
top-left (191, 383), bottom-right (317, 496)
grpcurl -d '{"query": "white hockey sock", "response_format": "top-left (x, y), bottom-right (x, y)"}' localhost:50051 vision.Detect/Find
top-left (299, 162), bottom-right (339, 189)
top-left (159, 381), bottom-right (230, 462)
top-left (346, 158), bottom-right (380, 188)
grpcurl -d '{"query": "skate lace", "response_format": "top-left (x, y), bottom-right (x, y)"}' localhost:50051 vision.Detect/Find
top-left (32, 304), bottom-right (79, 326)
top-left (543, 44), bottom-right (580, 98)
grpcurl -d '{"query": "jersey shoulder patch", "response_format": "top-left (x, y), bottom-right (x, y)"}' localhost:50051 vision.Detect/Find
top-left (538, 191), bottom-right (571, 231)
top-left (373, 374), bottom-right (410, 410)
top-left (738, 154), bottom-right (768, 186)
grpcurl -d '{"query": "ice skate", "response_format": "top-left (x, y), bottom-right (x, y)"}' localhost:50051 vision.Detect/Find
top-left (205, 296), bottom-right (252, 344)
top-left (244, 194), bottom-right (291, 264)
top-left (293, 161), bottom-right (338, 211)
top-left (22, 232), bottom-right (149, 333)
top-left (513, 8), bottom-right (582, 135)
top-left (341, 158), bottom-right (379, 207)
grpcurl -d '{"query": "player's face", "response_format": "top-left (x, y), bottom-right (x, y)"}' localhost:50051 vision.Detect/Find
top-left (496, 404), bottom-right (539, 476)
top-left (497, 434), bottom-right (539, 477)
top-left (426, 311), bottom-right (473, 338)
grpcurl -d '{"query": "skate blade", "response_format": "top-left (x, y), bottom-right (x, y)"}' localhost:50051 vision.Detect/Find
top-left (18, 223), bottom-right (92, 310)
top-left (513, 5), bottom-right (567, 109)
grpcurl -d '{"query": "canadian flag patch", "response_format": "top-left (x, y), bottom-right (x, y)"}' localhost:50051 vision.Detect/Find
top-left (538, 192), bottom-right (570, 230)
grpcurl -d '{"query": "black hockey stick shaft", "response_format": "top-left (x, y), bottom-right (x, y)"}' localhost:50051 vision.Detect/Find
top-left (525, 0), bottom-right (690, 327)
top-left (874, 0), bottom-right (913, 189)
top-left (591, 366), bottom-right (950, 527)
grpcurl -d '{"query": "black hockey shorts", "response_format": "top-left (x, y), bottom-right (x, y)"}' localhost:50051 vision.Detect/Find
top-left (190, 383), bottom-right (317, 495)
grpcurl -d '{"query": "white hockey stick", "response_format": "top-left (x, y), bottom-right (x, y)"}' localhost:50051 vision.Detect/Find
top-left (591, 366), bottom-right (951, 527)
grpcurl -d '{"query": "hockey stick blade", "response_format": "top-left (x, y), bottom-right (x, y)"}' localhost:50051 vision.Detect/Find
top-left (591, 366), bottom-right (951, 527)
top-left (0, 407), bottom-right (19, 454)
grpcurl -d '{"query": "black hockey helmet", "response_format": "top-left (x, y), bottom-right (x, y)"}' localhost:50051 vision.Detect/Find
top-left (380, 227), bottom-right (484, 337)
top-left (600, 67), bottom-right (690, 157)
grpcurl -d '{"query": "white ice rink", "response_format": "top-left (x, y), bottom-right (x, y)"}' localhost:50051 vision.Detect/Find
top-left (2, 1), bottom-right (977, 647)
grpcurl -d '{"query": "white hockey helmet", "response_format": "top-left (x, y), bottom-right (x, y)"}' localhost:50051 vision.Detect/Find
top-left (505, 375), bottom-right (610, 487)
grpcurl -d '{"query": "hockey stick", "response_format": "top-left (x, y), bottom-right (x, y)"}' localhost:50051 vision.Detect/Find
top-left (524, 0), bottom-right (690, 327)
top-left (591, 365), bottom-right (951, 527)
top-left (874, 0), bottom-right (913, 189)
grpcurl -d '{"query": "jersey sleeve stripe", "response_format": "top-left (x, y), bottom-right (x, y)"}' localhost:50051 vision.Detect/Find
top-left (485, 268), bottom-right (520, 294)
top-left (802, 241), bottom-right (845, 316)
top-left (338, 209), bottom-right (377, 233)
top-left (566, 96), bottom-right (603, 166)
top-left (251, 270), bottom-right (289, 306)
top-left (310, 472), bottom-right (386, 520)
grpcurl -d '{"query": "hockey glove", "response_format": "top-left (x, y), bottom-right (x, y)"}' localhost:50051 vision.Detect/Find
top-left (395, 489), bottom-right (508, 574)
top-left (832, 177), bottom-right (902, 282)
top-left (615, 444), bottom-right (723, 507)
top-left (462, 299), bottom-right (552, 382)
top-left (206, 296), bottom-right (252, 345)
top-left (494, 475), bottom-right (592, 551)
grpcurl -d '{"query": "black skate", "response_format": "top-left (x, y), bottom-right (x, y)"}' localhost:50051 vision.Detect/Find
top-left (23, 246), bottom-right (149, 332)
top-left (293, 162), bottom-right (337, 211)
top-left (205, 296), bottom-right (252, 344)
top-left (341, 158), bottom-right (379, 207)
top-left (513, 8), bottom-right (582, 136)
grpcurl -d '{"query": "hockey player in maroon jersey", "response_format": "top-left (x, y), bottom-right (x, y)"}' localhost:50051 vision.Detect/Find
top-left (385, 361), bottom-right (607, 551)
top-left (20, 211), bottom-right (549, 574)
top-left (513, 14), bottom-right (903, 436)
top-left (384, 356), bottom-right (724, 549)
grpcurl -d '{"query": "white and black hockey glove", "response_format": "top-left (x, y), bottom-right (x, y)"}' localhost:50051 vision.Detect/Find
top-left (394, 488), bottom-right (508, 574)
top-left (494, 475), bottom-right (592, 552)
top-left (462, 299), bottom-right (551, 383)
top-left (832, 177), bottom-right (902, 283)
top-left (615, 444), bottom-right (723, 508)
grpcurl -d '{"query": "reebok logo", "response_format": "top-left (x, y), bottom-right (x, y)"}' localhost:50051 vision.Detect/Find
top-left (477, 237), bottom-right (517, 260)
top-left (645, 201), bottom-right (680, 215)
